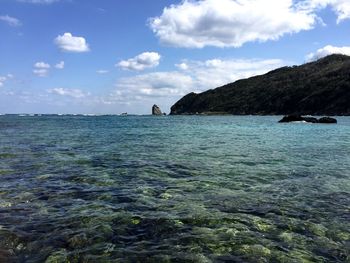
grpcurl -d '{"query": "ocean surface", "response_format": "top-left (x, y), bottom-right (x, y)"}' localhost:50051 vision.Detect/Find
top-left (0, 115), bottom-right (349, 262)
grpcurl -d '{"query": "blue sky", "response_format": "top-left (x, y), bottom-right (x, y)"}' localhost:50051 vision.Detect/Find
top-left (1, 0), bottom-right (350, 114)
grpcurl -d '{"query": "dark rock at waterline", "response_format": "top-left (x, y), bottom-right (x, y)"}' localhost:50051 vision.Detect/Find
top-left (278, 115), bottom-right (304, 123)
top-left (319, 117), bottom-right (337, 123)
top-left (152, 104), bottom-right (163, 116)
top-left (278, 115), bottom-right (319, 123)
top-left (302, 117), bottom-right (319, 123)
top-left (278, 115), bottom-right (337, 124)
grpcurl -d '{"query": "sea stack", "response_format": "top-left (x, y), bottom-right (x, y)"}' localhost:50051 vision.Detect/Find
top-left (152, 104), bottom-right (163, 116)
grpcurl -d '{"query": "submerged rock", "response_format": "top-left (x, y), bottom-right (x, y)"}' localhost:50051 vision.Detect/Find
top-left (319, 117), bottom-right (337, 123)
top-left (45, 249), bottom-right (68, 263)
top-left (152, 104), bottom-right (163, 116)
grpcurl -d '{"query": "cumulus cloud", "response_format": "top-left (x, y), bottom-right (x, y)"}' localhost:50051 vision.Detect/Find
top-left (54, 33), bottom-right (90, 53)
top-left (0, 15), bottom-right (22, 27)
top-left (150, 0), bottom-right (350, 48)
top-left (115, 72), bottom-right (194, 98)
top-left (117, 52), bottom-right (161, 71)
top-left (97, 70), bottom-right (109, 74)
top-left (149, 0), bottom-right (318, 48)
top-left (105, 57), bottom-right (285, 108)
top-left (33, 62), bottom-right (51, 77)
top-left (48, 88), bottom-right (90, 98)
top-left (299, 0), bottom-right (350, 23)
top-left (189, 58), bottom-right (285, 90)
top-left (175, 62), bottom-right (189, 70)
top-left (33, 61), bottom-right (65, 76)
top-left (332, 0), bottom-right (350, 22)
top-left (306, 45), bottom-right (350, 61)
top-left (55, 61), bottom-right (65, 69)
top-left (34, 62), bottom-right (50, 69)
top-left (7, 58), bottom-right (285, 114)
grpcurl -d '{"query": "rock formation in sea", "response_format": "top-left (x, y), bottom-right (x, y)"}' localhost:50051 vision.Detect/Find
top-left (278, 115), bottom-right (337, 123)
top-left (152, 104), bottom-right (163, 115)
top-left (170, 54), bottom-right (350, 115)
top-left (318, 117), bottom-right (337, 123)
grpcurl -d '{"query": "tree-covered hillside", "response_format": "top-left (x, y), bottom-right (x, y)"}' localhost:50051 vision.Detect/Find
top-left (170, 55), bottom-right (350, 115)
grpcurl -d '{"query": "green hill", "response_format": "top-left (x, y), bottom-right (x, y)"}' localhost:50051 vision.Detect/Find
top-left (170, 54), bottom-right (350, 115)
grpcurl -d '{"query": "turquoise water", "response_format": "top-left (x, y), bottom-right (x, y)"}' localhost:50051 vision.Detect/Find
top-left (0, 115), bottom-right (349, 262)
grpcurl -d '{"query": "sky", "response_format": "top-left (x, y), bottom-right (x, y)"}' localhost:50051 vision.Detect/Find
top-left (1, 0), bottom-right (350, 114)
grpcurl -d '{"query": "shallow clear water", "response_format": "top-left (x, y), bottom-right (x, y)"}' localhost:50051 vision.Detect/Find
top-left (0, 115), bottom-right (349, 262)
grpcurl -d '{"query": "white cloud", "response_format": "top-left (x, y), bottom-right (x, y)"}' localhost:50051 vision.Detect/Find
top-left (194, 58), bottom-right (285, 90)
top-left (33, 61), bottom-right (50, 77)
top-left (0, 15), bottom-right (22, 27)
top-left (0, 74), bottom-right (14, 87)
top-left (0, 76), bottom-right (7, 87)
top-left (33, 61), bottom-right (64, 76)
top-left (115, 72), bottom-right (194, 98)
top-left (149, 0), bottom-right (318, 48)
top-left (97, 70), bottom-right (109, 74)
top-left (33, 69), bottom-right (49, 77)
top-left (150, 0), bottom-right (350, 48)
top-left (17, 0), bottom-right (60, 4)
top-left (54, 33), bottom-right (90, 53)
top-left (105, 57), bottom-right (285, 109)
top-left (299, 0), bottom-right (350, 23)
top-left (306, 45), bottom-right (350, 61)
top-left (117, 52), bottom-right (161, 71)
top-left (175, 62), bottom-right (189, 70)
top-left (34, 62), bottom-right (50, 69)
top-left (55, 61), bottom-right (65, 69)
top-left (333, 0), bottom-right (350, 22)
top-left (48, 88), bottom-right (90, 98)
top-left (1, 58), bottom-right (285, 114)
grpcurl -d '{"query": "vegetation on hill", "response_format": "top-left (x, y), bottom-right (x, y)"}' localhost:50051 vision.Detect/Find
top-left (170, 54), bottom-right (350, 115)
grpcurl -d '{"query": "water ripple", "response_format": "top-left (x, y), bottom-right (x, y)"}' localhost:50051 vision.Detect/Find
top-left (0, 115), bottom-right (349, 262)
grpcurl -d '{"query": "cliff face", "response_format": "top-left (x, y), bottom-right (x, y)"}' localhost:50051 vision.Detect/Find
top-left (170, 55), bottom-right (350, 115)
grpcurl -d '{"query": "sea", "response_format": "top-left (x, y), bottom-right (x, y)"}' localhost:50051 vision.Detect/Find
top-left (0, 115), bottom-right (349, 262)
